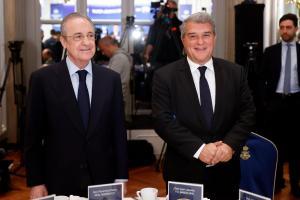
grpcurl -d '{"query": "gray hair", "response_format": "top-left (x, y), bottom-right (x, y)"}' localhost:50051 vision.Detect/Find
top-left (61, 12), bottom-right (94, 35)
top-left (180, 12), bottom-right (216, 38)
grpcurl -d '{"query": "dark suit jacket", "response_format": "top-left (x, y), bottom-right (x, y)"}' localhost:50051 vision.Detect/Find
top-left (152, 57), bottom-right (255, 185)
top-left (261, 42), bottom-right (300, 99)
top-left (25, 60), bottom-right (128, 196)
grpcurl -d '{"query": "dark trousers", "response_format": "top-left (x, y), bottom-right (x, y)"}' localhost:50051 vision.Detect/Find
top-left (264, 92), bottom-right (300, 190)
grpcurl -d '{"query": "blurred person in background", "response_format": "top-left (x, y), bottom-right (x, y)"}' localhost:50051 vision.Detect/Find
top-left (144, 0), bottom-right (183, 69)
top-left (98, 36), bottom-right (133, 122)
top-left (260, 13), bottom-right (300, 197)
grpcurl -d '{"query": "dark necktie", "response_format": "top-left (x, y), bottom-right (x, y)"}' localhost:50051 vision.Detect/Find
top-left (198, 66), bottom-right (213, 129)
top-left (283, 43), bottom-right (291, 94)
top-left (77, 70), bottom-right (90, 130)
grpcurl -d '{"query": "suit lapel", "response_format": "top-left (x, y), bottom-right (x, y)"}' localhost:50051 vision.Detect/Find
top-left (178, 59), bottom-right (204, 125)
top-left (56, 61), bottom-right (86, 136)
top-left (212, 58), bottom-right (225, 131)
top-left (87, 64), bottom-right (105, 139)
top-left (274, 43), bottom-right (282, 83)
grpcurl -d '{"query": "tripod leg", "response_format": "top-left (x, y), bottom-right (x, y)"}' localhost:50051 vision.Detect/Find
top-left (156, 142), bottom-right (166, 172)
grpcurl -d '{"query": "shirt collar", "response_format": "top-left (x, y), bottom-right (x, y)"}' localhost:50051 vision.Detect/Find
top-left (66, 56), bottom-right (93, 76)
top-left (282, 40), bottom-right (296, 46)
top-left (187, 56), bottom-right (214, 73)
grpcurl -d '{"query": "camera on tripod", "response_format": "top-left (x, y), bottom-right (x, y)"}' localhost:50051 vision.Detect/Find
top-left (161, 2), bottom-right (178, 14)
top-left (243, 42), bottom-right (258, 60)
top-left (151, 0), bottom-right (178, 18)
top-left (243, 42), bottom-right (258, 50)
top-left (8, 41), bottom-right (23, 61)
top-left (151, 1), bottom-right (163, 11)
top-left (126, 16), bottom-right (135, 27)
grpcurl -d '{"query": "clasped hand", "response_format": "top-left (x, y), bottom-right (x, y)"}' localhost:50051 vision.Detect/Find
top-left (199, 141), bottom-right (234, 165)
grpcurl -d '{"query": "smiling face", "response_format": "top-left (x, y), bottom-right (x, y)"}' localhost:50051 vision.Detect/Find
top-left (279, 19), bottom-right (298, 42)
top-left (60, 17), bottom-right (95, 68)
top-left (181, 21), bottom-right (216, 65)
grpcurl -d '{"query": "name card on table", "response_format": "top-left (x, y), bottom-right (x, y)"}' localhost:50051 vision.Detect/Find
top-left (33, 194), bottom-right (56, 200)
top-left (88, 182), bottom-right (123, 200)
top-left (239, 189), bottom-right (271, 200)
top-left (168, 181), bottom-right (204, 200)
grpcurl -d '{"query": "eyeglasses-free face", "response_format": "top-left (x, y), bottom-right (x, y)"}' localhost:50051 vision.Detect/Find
top-left (182, 22), bottom-right (216, 65)
top-left (60, 17), bottom-right (96, 68)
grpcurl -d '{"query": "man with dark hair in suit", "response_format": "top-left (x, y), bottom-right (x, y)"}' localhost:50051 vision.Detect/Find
top-left (152, 12), bottom-right (255, 200)
top-left (25, 12), bottom-right (128, 199)
top-left (261, 13), bottom-right (300, 197)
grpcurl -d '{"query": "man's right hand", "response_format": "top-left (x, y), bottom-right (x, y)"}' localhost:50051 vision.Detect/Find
top-left (30, 184), bottom-right (48, 199)
top-left (198, 142), bottom-right (222, 165)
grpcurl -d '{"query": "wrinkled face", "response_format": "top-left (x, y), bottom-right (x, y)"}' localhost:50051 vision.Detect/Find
top-left (279, 19), bottom-right (298, 42)
top-left (60, 17), bottom-right (95, 68)
top-left (182, 22), bottom-right (216, 65)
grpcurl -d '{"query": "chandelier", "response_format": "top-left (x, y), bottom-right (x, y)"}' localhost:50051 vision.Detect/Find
top-left (286, 0), bottom-right (300, 9)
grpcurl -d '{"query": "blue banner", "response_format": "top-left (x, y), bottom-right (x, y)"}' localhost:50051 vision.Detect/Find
top-left (87, 6), bottom-right (121, 20)
top-left (135, 5), bottom-right (153, 20)
top-left (50, 4), bottom-right (153, 21)
top-left (50, 4), bottom-right (75, 20)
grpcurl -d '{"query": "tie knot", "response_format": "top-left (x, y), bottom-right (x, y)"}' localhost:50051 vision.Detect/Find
top-left (198, 66), bottom-right (207, 76)
top-left (77, 70), bottom-right (88, 82)
top-left (286, 43), bottom-right (292, 47)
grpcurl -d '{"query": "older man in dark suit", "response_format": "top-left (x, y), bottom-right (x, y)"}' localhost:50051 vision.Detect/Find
top-left (261, 13), bottom-right (300, 197)
top-left (25, 13), bottom-right (128, 199)
top-left (152, 12), bottom-right (255, 200)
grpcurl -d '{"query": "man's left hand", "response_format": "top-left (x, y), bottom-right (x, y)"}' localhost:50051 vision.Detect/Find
top-left (211, 142), bottom-right (234, 164)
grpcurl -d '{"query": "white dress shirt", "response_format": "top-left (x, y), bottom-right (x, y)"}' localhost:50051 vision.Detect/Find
top-left (277, 41), bottom-right (300, 93)
top-left (66, 56), bottom-right (93, 104)
top-left (186, 57), bottom-right (216, 160)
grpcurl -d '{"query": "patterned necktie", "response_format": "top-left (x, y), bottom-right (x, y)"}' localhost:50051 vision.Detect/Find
top-left (283, 43), bottom-right (291, 94)
top-left (198, 66), bottom-right (213, 129)
top-left (77, 70), bottom-right (90, 130)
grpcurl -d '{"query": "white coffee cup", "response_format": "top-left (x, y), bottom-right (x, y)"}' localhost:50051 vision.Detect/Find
top-left (136, 187), bottom-right (158, 200)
